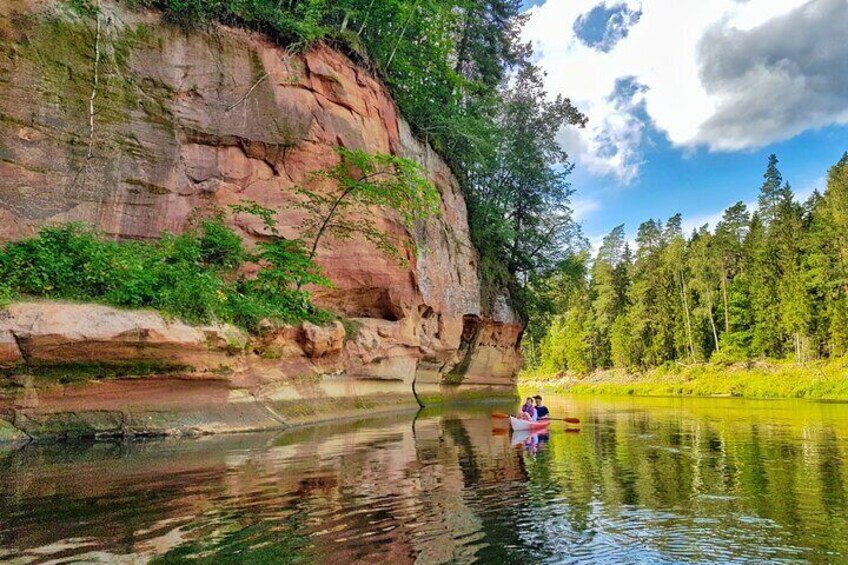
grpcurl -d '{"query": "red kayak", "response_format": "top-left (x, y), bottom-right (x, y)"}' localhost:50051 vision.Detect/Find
top-left (509, 416), bottom-right (551, 432)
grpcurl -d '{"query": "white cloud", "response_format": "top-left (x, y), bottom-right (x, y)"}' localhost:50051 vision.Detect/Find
top-left (587, 233), bottom-right (606, 257)
top-left (681, 208), bottom-right (731, 236)
top-left (523, 0), bottom-right (847, 182)
top-left (571, 196), bottom-right (602, 221)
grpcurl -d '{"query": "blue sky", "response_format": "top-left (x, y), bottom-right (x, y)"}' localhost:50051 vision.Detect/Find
top-left (520, 0), bottom-right (848, 247)
top-left (573, 123), bottom-right (848, 244)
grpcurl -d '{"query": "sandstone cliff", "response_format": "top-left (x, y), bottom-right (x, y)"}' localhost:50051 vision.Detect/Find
top-left (0, 1), bottom-right (521, 438)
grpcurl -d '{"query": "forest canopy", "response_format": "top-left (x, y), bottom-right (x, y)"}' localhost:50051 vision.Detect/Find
top-left (525, 153), bottom-right (848, 375)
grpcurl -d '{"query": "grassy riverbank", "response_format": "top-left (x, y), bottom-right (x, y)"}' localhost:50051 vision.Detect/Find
top-left (520, 358), bottom-right (848, 400)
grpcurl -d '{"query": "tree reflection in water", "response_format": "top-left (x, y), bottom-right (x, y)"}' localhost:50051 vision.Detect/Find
top-left (1, 396), bottom-right (847, 563)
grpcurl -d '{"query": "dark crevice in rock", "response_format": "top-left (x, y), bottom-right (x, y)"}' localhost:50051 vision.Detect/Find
top-left (443, 314), bottom-right (481, 383)
top-left (10, 332), bottom-right (33, 369)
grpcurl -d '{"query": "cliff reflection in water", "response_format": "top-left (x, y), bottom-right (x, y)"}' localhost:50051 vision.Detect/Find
top-left (2, 396), bottom-right (848, 563)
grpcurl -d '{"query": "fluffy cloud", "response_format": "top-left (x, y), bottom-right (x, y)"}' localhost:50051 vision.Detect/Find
top-left (571, 196), bottom-right (602, 221)
top-left (523, 0), bottom-right (848, 182)
top-left (696, 0), bottom-right (848, 150)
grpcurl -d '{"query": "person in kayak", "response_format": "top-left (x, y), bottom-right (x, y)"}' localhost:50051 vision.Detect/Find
top-left (533, 395), bottom-right (550, 421)
top-left (519, 397), bottom-right (537, 421)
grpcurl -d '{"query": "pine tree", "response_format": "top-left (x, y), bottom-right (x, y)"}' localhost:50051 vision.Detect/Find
top-left (454, 0), bottom-right (528, 90)
top-left (758, 154), bottom-right (792, 226)
top-left (688, 226), bottom-right (721, 356)
top-left (772, 182), bottom-right (809, 360)
top-left (628, 219), bottom-right (664, 367)
top-left (802, 190), bottom-right (831, 357)
top-left (661, 215), bottom-right (694, 362)
top-left (563, 292), bottom-right (593, 375)
top-left (590, 225), bottom-right (628, 367)
top-left (714, 201), bottom-right (750, 334)
top-left (749, 156), bottom-right (795, 357)
top-left (814, 154), bottom-right (848, 355)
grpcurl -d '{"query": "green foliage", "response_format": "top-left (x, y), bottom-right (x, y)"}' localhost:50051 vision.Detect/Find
top-left (562, 297), bottom-right (592, 376)
top-left (536, 316), bottom-right (567, 375)
top-left (230, 200), bottom-right (330, 323)
top-left (67, 0), bottom-right (99, 17)
top-left (521, 253), bottom-right (588, 367)
top-left (0, 284), bottom-right (12, 309)
top-left (199, 213), bottom-right (246, 269)
top-left (710, 340), bottom-right (749, 366)
top-left (527, 152), bottom-right (848, 378)
top-left (609, 314), bottom-right (633, 369)
top-left (294, 148), bottom-right (440, 268)
top-left (0, 215), bottom-right (327, 332)
top-left (467, 65), bottom-right (586, 316)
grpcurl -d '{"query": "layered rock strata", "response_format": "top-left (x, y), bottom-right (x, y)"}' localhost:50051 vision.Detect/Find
top-left (0, 1), bottom-right (521, 438)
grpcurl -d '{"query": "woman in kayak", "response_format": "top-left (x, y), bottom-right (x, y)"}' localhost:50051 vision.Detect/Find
top-left (519, 397), bottom-right (537, 421)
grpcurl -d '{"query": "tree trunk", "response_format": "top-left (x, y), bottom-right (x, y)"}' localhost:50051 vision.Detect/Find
top-left (707, 295), bottom-right (720, 353)
top-left (721, 265), bottom-right (730, 333)
top-left (680, 271), bottom-right (695, 362)
top-left (356, 0), bottom-right (376, 35)
top-left (387, 0), bottom-right (420, 68)
top-left (298, 185), bottom-right (357, 290)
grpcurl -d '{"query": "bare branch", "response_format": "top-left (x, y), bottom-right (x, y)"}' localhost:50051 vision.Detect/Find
top-left (86, 0), bottom-right (101, 161)
top-left (225, 72), bottom-right (270, 112)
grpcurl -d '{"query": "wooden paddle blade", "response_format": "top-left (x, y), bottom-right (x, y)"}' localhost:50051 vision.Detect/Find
top-left (563, 417), bottom-right (581, 424)
top-left (491, 412), bottom-right (511, 419)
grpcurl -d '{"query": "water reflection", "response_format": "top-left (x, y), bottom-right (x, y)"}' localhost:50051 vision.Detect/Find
top-left (1, 396), bottom-right (847, 563)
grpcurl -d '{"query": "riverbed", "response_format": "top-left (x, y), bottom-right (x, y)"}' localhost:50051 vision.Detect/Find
top-left (2, 395), bottom-right (847, 563)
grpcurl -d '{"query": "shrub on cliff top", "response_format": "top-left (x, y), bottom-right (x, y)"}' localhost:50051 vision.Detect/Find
top-left (0, 216), bottom-right (327, 332)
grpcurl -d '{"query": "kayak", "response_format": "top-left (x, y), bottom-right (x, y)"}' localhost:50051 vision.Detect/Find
top-left (509, 416), bottom-right (551, 431)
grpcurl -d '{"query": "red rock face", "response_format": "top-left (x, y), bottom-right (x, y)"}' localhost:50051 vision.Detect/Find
top-left (0, 1), bottom-right (522, 401)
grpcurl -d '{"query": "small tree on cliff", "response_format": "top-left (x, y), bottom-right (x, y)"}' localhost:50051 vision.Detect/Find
top-left (229, 201), bottom-right (329, 302)
top-left (294, 147), bottom-right (440, 286)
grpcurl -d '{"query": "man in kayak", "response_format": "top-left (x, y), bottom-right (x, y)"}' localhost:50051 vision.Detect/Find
top-left (534, 395), bottom-right (550, 421)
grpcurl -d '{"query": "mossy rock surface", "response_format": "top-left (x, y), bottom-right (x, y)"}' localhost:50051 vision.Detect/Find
top-left (0, 418), bottom-right (28, 443)
top-left (14, 410), bottom-right (124, 439)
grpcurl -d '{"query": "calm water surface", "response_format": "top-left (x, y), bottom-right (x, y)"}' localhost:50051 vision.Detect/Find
top-left (2, 395), bottom-right (848, 564)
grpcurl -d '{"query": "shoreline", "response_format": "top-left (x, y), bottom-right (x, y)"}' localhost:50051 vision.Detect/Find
top-left (0, 372), bottom-right (519, 445)
top-left (519, 358), bottom-right (848, 401)
top-left (0, 300), bottom-right (519, 443)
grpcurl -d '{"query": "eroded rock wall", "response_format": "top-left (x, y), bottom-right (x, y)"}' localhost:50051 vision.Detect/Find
top-left (0, 1), bottom-right (521, 438)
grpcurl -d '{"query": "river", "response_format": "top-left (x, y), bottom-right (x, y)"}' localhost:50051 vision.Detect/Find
top-left (2, 395), bottom-right (847, 564)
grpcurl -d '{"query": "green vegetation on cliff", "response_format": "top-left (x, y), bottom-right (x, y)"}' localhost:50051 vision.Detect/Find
top-left (112, 0), bottom-right (587, 316)
top-left (0, 215), bottom-right (323, 331)
top-left (524, 153), bottom-right (848, 381)
top-left (0, 148), bottom-right (439, 331)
